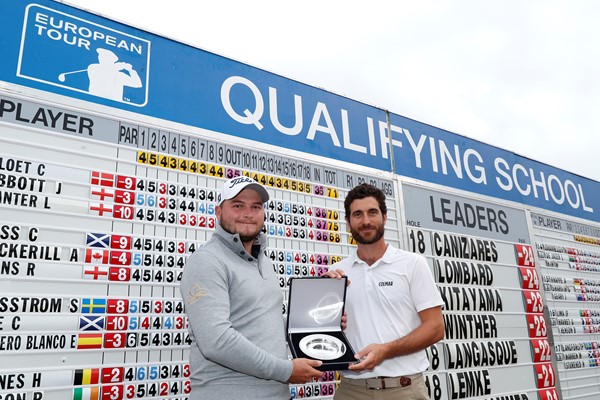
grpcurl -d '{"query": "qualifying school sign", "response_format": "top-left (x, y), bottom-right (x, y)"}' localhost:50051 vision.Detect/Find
top-left (0, 0), bottom-right (598, 223)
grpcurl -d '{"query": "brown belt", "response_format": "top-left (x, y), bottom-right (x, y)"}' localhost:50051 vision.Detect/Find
top-left (345, 373), bottom-right (421, 390)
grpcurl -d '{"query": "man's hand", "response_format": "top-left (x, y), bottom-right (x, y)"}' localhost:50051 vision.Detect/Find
top-left (288, 358), bottom-right (323, 383)
top-left (348, 343), bottom-right (390, 371)
top-left (323, 269), bottom-right (350, 287)
top-left (323, 268), bottom-right (345, 280)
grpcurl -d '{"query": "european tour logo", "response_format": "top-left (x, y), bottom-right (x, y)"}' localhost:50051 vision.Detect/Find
top-left (17, 4), bottom-right (150, 106)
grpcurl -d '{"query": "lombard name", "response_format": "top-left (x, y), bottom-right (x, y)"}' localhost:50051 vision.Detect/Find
top-left (434, 259), bottom-right (493, 285)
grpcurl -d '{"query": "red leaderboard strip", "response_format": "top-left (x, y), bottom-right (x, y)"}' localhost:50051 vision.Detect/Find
top-left (526, 314), bottom-right (548, 338)
top-left (110, 251), bottom-right (131, 265)
top-left (114, 189), bottom-right (134, 204)
top-left (522, 290), bottom-right (544, 313)
top-left (116, 174), bottom-right (136, 190)
top-left (519, 267), bottom-right (540, 290)
top-left (530, 338), bottom-right (552, 363)
top-left (111, 235), bottom-right (131, 250)
top-left (101, 367), bottom-right (124, 384)
top-left (534, 363), bottom-right (556, 389)
top-left (514, 244), bottom-right (536, 267)
top-left (538, 388), bottom-right (559, 400)
top-left (101, 385), bottom-right (123, 400)
top-left (109, 266), bottom-right (131, 282)
top-left (104, 332), bottom-right (126, 349)
top-left (113, 205), bottom-right (133, 220)
top-left (107, 299), bottom-right (129, 314)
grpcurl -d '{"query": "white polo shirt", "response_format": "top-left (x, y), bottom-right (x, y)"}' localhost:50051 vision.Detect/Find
top-left (338, 244), bottom-right (443, 378)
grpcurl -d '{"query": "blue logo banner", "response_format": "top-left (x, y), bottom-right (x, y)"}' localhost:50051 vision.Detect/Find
top-left (0, 0), bottom-right (598, 222)
top-left (17, 4), bottom-right (150, 106)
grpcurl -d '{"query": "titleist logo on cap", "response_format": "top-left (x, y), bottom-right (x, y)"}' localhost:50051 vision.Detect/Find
top-left (219, 176), bottom-right (269, 205)
top-left (227, 177), bottom-right (255, 188)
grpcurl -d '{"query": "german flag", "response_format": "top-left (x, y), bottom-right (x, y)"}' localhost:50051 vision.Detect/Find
top-left (73, 368), bottom-right (100, 385)
top-left (77, 333), bottom-right (103, 349)
top-left (73, 387), bottom-right (100, 400)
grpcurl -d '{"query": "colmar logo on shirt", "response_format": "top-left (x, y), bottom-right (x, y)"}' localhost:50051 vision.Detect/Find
top-left (378, 281), bottom-right (394, 287)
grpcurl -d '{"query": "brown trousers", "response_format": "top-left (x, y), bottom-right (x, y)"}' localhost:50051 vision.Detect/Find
top-left (334, 374), bottom-right (429, 400)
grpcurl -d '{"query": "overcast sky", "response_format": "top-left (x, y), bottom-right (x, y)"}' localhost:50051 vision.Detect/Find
top-left (61, 0), bottom-right (600, 182)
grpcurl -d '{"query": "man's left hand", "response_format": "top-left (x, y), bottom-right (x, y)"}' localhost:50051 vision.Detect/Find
top-left (348, 343), bottom-right (389, 371)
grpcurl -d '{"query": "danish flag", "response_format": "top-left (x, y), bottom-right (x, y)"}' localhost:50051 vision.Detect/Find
top-left (90, 171), bottom-right (114, 187)
top-left (92, 171), bottom-right (115, 187)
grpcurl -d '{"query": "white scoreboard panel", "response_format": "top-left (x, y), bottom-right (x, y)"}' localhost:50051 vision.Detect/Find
top-left (530, 212), bottom-right (600, 400)
top-left (0, 93), bottom-right (399, 400)
top-left (401, 184), bottom-right (559, 400)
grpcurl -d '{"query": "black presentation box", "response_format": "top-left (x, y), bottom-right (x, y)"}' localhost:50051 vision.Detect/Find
top-left (286, 277), bottom-right (357, 371)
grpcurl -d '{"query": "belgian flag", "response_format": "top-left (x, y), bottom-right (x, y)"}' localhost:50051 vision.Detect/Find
top-left (73, 368), bottom-right (100, 385)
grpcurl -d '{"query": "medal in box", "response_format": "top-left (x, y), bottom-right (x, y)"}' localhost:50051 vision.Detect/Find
top-left (286, 277), bottom-right (356, 371)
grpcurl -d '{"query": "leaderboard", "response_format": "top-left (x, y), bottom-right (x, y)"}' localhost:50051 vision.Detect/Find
top-left (0, 93), bottom-right (398, 399)
top-left (530, 213), bottom-right (600, 400)
top-left (401, 184), bottom-right (559, 400)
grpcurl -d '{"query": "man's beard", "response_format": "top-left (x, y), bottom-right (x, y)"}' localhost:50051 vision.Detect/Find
top-left (350, 223), bottom-right (385, 245)
top-left (220, 219), bottom-right (262, 243)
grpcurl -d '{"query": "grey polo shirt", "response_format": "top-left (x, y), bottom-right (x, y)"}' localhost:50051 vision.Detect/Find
top-left (180, 224), bottom-right (292, 399)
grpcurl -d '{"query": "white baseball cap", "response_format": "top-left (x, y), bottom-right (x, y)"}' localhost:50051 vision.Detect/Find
top-left (219, 177), bottom-right (269, 205)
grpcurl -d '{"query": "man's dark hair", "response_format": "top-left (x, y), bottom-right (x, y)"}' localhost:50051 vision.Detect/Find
top-left (344, 183), bottom-right (387, 219)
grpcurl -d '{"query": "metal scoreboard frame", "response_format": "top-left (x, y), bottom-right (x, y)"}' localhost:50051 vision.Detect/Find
top-left (1, 1), bottom-right (599, 400)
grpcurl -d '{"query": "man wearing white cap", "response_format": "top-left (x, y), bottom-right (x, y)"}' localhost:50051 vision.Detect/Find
top-left (180, 177), bottom-right (323, 399)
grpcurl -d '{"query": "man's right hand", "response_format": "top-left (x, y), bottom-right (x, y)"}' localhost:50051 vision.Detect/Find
top-left (288, 358), bottom-right (323, 383)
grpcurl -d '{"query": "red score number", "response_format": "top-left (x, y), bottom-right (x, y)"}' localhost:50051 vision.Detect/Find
top-left (522, 290), bottom-right (544, 313)
top-left (527, 314), bottom-right (548, 338)
top-left (101, 384), bottom-right (123, 400)
top-left (102, 367), bottom-right (124, 384)
top-left (107, 299), bottom-right (129, 314)
top-left (104, 332), bottom-right (126, 348)
top-left (116, 175), bottom-right (136, 190)
top-left (106, 315), bottom-right (129, 331)
top-left (538, 388), bottom-right (559, 400)
top-left (530, 338), bottom-right (552, 363)
top-left (534, 363), bottom-right (556, 389)
top-left (519, 267), bottom-right (540, 290)
top-left (111, 235), bottom-right (132, 250)
top-left (515, 244), bottom-right (535, 267)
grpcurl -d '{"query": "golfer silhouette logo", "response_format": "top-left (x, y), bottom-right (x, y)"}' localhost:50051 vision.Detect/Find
top-left (57, 48), bottom-right (142, 101)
